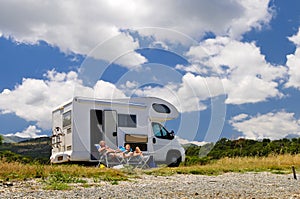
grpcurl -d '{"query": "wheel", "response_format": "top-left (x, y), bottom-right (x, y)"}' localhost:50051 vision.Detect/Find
top-left (167, 151), bottom-right (182, 167)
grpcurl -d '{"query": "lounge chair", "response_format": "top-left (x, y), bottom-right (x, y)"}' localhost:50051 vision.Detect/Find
top-left (95, 144), bottom-right (109, 167)
top-left (126, 154), bottom-right (151, 169)
top-left (95, 144), bottom-right (126, 167)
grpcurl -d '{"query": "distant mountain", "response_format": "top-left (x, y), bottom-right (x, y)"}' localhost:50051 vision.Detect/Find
top-left (177, 137), bottom-right (209, 147)
top-left (181, 143), bottom-right (199, 148)
top-left (285, 134), bottom-right (300, 139)
top-left (2, 135), bottom-right (31, 143)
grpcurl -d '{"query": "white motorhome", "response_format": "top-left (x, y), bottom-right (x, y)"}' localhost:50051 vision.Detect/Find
top-left (50, 96), bottom-right (185, 167)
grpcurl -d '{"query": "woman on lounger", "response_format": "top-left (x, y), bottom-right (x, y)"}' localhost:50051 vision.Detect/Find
top-left (133, 146), bottom-right (143, 157)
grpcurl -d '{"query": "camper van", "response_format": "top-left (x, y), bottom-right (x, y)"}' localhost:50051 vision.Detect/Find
top-left (50, 96), bottom-right (185, 167)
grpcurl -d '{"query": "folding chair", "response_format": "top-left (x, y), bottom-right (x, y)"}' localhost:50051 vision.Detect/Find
top-left (138, 155), bottom-right (151, 169)
top-left (114, 153), bottom-right (127, 165)
top-left (95, 144), bottom-right (109, 167)
top-left (95, 144), bottom-right (127, 167)
top-left (127, 154), bottom-right (151, 169)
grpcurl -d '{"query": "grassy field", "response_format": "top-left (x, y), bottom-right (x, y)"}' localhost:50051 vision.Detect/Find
top-left (146, 154), bottom-right (300, 176)
top-left (0, 161), bottom-right (127, 181)
top-left (1, 154), bottom-right (299, 189)
top-left (0, 161), bottom-right (128, 189)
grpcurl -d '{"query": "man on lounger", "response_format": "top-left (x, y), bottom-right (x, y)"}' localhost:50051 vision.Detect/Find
top-left (98, 140), bottom-right (116, 154)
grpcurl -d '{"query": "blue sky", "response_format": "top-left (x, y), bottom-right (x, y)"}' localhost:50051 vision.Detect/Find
top-left (0, 0), bottom-right (300, 144)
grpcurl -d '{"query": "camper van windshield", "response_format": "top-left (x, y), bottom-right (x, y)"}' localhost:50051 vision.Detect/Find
top-left (152, 122), bottom-right (174, 140)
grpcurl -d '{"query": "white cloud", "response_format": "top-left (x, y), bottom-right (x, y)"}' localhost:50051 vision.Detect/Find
top-left (0, 0), bottom-right (273, 55)
top-left (90, 32), bottom-right (147, 69)
top-left (285, 28), bottom-right (300, 89)
top-left (230, 113), bottom-right (249, 122)
top-left (177, 137), bottom-right (208, 146)
top-left (226, 0), bottom-right (273, 38)
top-left (119, 81), bottom-right (139, 96)
top-left (93, 80), bottom-right (126, 99)
top-left (288, 28), bottom-right (300, 46)
top-left (0, 1), bottom-right (147, 68)
top-left (130, 72), bottom-right (224, 113)
top-left (184, 36), bottom-right (287, 104)
top-left (0, 69), bottom-right (126, 130)
top-left (222, 76), bottom-right (282, 104)
top-left (6, 125), bottom-right (47, 138)
top-left (230, 111), bottom-right (300, 140)
top-left (135, 0), bottom-right (272, 41)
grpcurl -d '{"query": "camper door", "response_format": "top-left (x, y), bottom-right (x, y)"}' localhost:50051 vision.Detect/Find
top-left (103, 110), bottom-right (118, 147)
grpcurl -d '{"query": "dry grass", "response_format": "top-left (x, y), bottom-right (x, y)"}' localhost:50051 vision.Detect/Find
top-left (145, 154), bottom-right (300, 176)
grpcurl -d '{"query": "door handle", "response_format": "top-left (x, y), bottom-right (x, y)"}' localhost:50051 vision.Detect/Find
top-left (113, 132), bottom-right (117, 137)
top-left (152, 137), bottom-right (156, 144)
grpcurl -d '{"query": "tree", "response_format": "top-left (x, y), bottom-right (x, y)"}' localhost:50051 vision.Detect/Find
top-left (0, 135), bottom-right (3, 145)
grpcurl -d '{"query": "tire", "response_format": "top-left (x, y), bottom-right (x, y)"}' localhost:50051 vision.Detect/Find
top-left (167, 151), bottom-right (182, 167)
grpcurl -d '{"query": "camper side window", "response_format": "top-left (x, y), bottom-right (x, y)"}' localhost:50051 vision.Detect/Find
top-left (118, 114), bottom-right (137, 128)
top-left (63, 111), bottom-right (71, 128)
top-left (152, 103), bottom-right (171, 114)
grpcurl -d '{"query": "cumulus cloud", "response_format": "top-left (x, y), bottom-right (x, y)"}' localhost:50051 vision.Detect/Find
top-left (0, 70), bottom-right (126, 130)
top-left (135, 0), bottom-right (272, 41)
top-left (127, 72), bottom-right (224, 113)
top-left (0, 0), bottom-right (272, 55)
top-left (230, 111), bottom-right (300, 140)
top-left (183, 36), bottom-right (287, 104)
top-left (0, 1), bottom-right (147, 68)
top-left (93, 80), bottom-right (126, 99)
top-left (6, 125), bottom-right (47, 138)
top-left (90, 32), bottom-right (147, 69)
top-left (285, 28), bottom-right (300, 89)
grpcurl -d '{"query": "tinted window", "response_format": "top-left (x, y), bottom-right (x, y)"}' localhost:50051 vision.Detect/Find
top-left (152, 103), bottom-right (171, 113)
top-left (118, 114), bottom-right (137, 128)
top-left (94, 110), bottom-right (103, 125)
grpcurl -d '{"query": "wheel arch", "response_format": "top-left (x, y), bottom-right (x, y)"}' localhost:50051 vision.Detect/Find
top-left (166, 149), bottom-right (182, 167)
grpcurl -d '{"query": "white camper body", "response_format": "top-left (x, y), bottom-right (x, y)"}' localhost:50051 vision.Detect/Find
top-left (50, 96), bottom-right (185, 166)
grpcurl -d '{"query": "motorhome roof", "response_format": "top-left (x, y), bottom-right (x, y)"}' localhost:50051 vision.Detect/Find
top-left (52, 96), bottom-right (179, 115)
top-left (52, 99), bottom-right (73, 113)
top-left (74, 97), bottom-right (147, 108)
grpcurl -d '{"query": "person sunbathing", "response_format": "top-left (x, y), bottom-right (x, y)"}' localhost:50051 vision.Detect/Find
top-left (123, 144), bottom-right (133, 158)
top-left (133, 146), bottom-right (143, 157)
top-left (98, 140), bottom-right (116, 154)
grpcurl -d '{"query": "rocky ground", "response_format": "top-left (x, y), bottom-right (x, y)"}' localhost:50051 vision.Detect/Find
top-left (1, 172), bottom-right (300, 198)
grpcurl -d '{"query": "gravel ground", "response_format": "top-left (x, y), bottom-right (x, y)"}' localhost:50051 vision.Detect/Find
top-left (1, 172), bottom-right (300, 199)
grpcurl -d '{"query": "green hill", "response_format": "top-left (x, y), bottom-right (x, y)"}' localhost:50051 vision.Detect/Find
top-left (0, 136), bottom-right (52, 163)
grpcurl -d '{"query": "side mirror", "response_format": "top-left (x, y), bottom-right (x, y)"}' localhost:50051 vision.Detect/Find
top-left (168, 130), bottom-right (175, 140)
